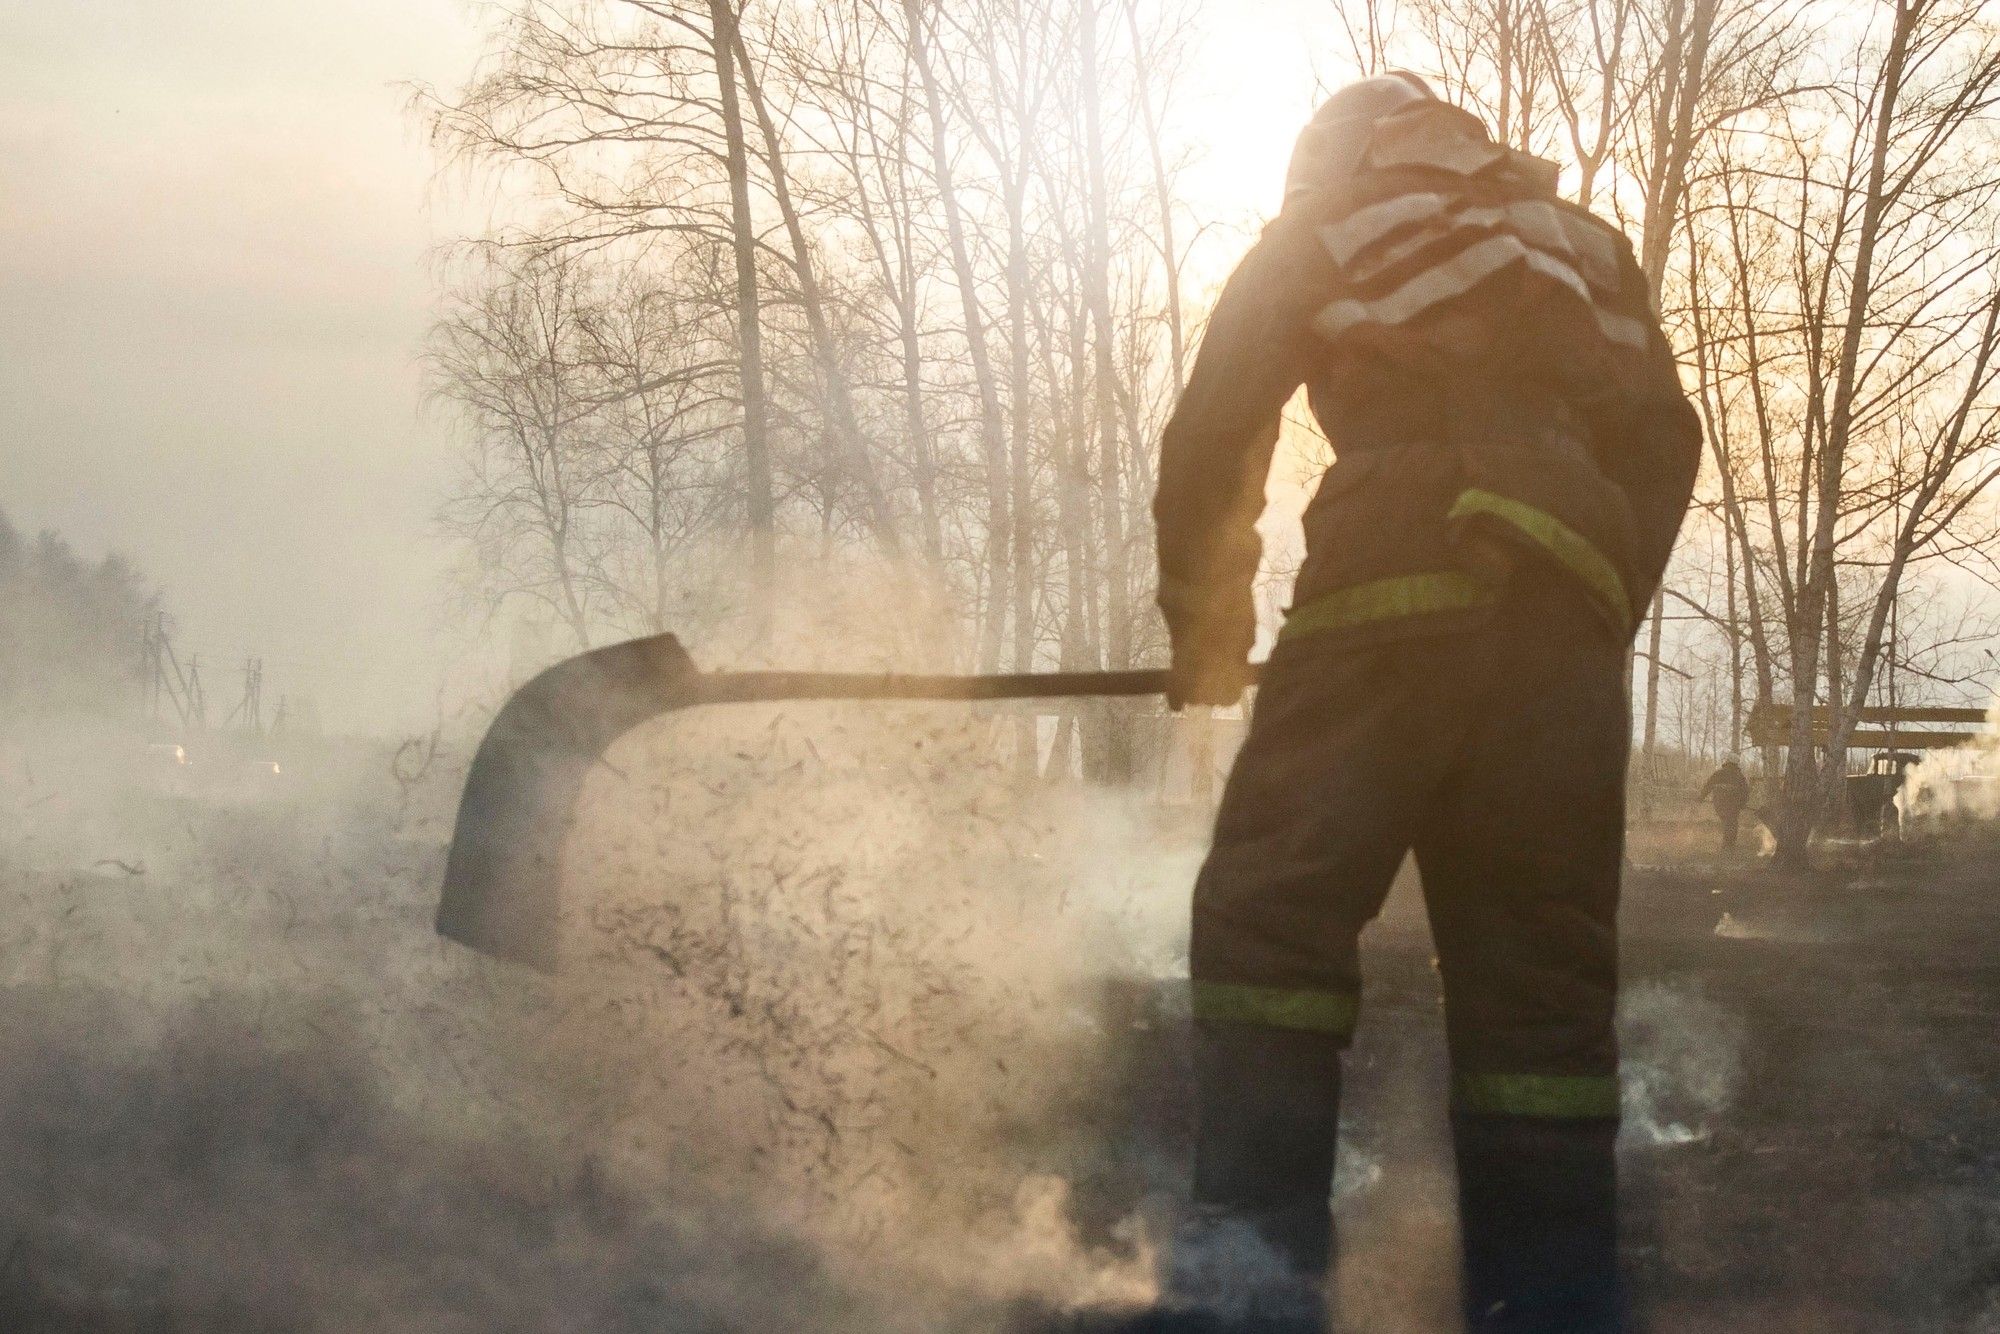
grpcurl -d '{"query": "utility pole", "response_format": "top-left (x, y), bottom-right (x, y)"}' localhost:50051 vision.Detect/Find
top-left (140, 616), bottom-right (161, 720)
top-left (244, 658), bottom-right (263, 734)
top-left (223, 657), bottom-right (265, 735)
top-left (143, 612), bottom-right (204, 729)
top-left (184, 656), bottom-right (207, 729)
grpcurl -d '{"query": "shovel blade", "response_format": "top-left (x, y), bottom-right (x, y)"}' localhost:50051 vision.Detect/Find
top-left (436, 633), bottom-right (703, 971)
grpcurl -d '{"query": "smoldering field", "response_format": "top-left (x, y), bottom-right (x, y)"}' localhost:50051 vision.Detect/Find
top-left (0, 700), bottom-right (1192, 1331)
top-left (4, 699), bottom-right (2000, 1331)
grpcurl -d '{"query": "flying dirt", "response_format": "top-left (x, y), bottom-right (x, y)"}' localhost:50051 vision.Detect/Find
top-left (8, 0), bottom-right (2000, 1327)
top-left (5, 676), bottom-right (1999, 1330)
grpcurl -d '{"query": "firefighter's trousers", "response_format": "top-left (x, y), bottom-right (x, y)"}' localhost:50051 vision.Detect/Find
top-left (1183, 575), bottom-right (1628, 1331)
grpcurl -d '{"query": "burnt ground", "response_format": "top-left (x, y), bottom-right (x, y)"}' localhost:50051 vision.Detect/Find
top-left (1073, 834), bottom-right (2000, 1333)
top-left (1616, 852), bottom-right (2000, 1332)
top-left (1322, 843), bottom-right (2000, 1332)
top-left (2, 753), bottom-right (1998, 1332)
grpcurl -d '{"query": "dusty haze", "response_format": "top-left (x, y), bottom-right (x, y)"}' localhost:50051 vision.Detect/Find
top-left (0, 0), bottom-right (1327, 732)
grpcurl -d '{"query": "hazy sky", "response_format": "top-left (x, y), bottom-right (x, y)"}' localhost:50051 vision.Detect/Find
top-left (0, 0), bottom-right (1327, 732)
top-left (1, 1), bottom-right (487, 730)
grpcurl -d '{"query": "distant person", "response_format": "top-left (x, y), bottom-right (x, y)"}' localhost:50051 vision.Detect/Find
top-left (1698, 761), bottom-right (1751, 851)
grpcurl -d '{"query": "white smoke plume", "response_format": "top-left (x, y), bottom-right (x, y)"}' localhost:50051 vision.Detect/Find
top-left (0, 559), bottom-right (1793, 1330)
top-left (1899, 703), bottom-right (2000, 829)
top-left (0, 598), bottom-right (1192, 1332)
top-left (1619, 981), bottom-right (1746, 1150)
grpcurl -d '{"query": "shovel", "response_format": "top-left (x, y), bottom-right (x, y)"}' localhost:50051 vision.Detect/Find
top-left (436, 632), bottom-right (1252, 971)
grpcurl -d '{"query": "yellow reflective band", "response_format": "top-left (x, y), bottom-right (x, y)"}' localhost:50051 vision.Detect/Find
top-left (1278, 572), bottom-right (1496, 643)
top-left (1447, 488), bottom-right (1634, 629)
top-left (1453, 1072), bottom-right (1620, 1119)
top-left (1192, 981), bottom-right (1358, 1037)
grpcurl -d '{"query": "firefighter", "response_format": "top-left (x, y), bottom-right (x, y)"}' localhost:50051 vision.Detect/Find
top-left (1149, 74), bottom-right (1702, 1331)
top-left (1698, 760), bottom-right (1752, 852)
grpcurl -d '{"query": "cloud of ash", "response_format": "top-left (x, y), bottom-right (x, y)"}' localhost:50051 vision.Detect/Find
top-left (557, 695), bottom-right (1198, 1323)
top-left (0, 555), bottom-right (1790, 1331)
top-left (0, 576), bottom-right (1207, 1330)
top-left (1900, 714), bottom-right (2000, 828)
top-left (1619, 981), bottom-right (1745, 1149)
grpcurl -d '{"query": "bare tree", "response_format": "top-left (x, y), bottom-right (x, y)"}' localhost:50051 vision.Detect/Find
top-left (431, 248), bottom-right (606, 649)
top-left (417, 0), bottom-right (2000, 839)
top-left (1647, 0), bottom-right (2000, 855)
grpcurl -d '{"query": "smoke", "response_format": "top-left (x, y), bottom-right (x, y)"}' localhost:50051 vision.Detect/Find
top-left (0, 620), bottom-right (1193, 1331)
top-left (1902, 739), bottom-right (2000, 829)
top-left (1619, 981), bottom-right (1745, 1150)
top-left (562, 696), bottom-right (1185, 1320)
top-left (0, 553), bottom-right (1789, 1330)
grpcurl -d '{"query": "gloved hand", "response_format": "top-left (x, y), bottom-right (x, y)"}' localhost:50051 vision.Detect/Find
top-left (1164, 601), bottom-right (1256, 711)
top-left (1167, 651), bottom-right (1254, 711)
top-left (1158, 573), bottom-right (1257, 711)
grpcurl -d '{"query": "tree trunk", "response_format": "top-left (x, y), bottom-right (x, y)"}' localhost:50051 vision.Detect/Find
top-left (731, 26), bottom-right (902, 555)
top-left (1123, 0), bottom-right (1186, 391)
top-left (710, 0), bottom-right (776, 634)
top-left (1775, 2), bottom-right (1916, 865)
top-left (1642, 586), bottom-right (1665, 765)
top-left (1007, 180), bottom-right (1039, 774)
top-left (1078, 0), bottom-right (1133, 780)
top-left (903, 0), bottom-right (1010, 670)
top-left (1724, 507), bottom-right (1742, 755)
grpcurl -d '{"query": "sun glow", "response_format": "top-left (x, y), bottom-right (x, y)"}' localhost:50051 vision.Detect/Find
top-left (1172, 6), bottom-right (1344, 292)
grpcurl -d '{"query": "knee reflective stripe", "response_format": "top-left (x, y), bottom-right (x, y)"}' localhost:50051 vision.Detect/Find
top-left (1192, 980), bottom-right (1358, 1037)
top-left (1277, 571), bottom-right (1496, 643)
top-left (1446, 488), bottom-right (1634, 629)
top-left (1453, 1072), bottom-right (1620, 1119)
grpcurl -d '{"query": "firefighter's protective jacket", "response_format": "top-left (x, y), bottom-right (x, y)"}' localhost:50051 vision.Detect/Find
top-left (1154, 93), bottom-right (1702, 668)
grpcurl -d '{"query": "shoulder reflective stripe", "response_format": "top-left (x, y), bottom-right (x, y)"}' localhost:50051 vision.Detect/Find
top-left (1559, 213), bottom-right (1625, 292)
top-left (1368, 205), bottom-right (1581, 294)
top-left (1453, 1072), bottom-right (1620, 1119)
top-left (1317, 234), bottom-right (1528, 335)
top-left (1278, 572), bottom-right (1496, 642)
top-left (1192, 981), bottom-right (1358, 1036)
top-left (1315, 234), bottom-right (1596, 341)
top-left (1354, 224), bottom-right (1457, 283)
top-left (1593, 306), bottom-right (1651, 350)
top-left (1327, 201), bottom-right (1583, 289)
top-left (1519, 247), bottom-right (1593, 305)
top-left (1320, 193), bottom-right (1450, 267)
top-left (1447, 488), bottom-right (1634, 629)
top-left (1500, 199), bottom-right (1571, 257)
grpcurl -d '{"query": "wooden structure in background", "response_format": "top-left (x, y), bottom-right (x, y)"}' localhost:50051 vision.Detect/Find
top-left (1746, 703), bottom-right (1988, 752)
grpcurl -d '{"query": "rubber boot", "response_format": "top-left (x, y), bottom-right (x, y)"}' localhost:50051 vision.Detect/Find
top-left (1451, 1113), bottom-right (1622, 1333)
top-left (1158, 1020), bottom-right (1343, 1332)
